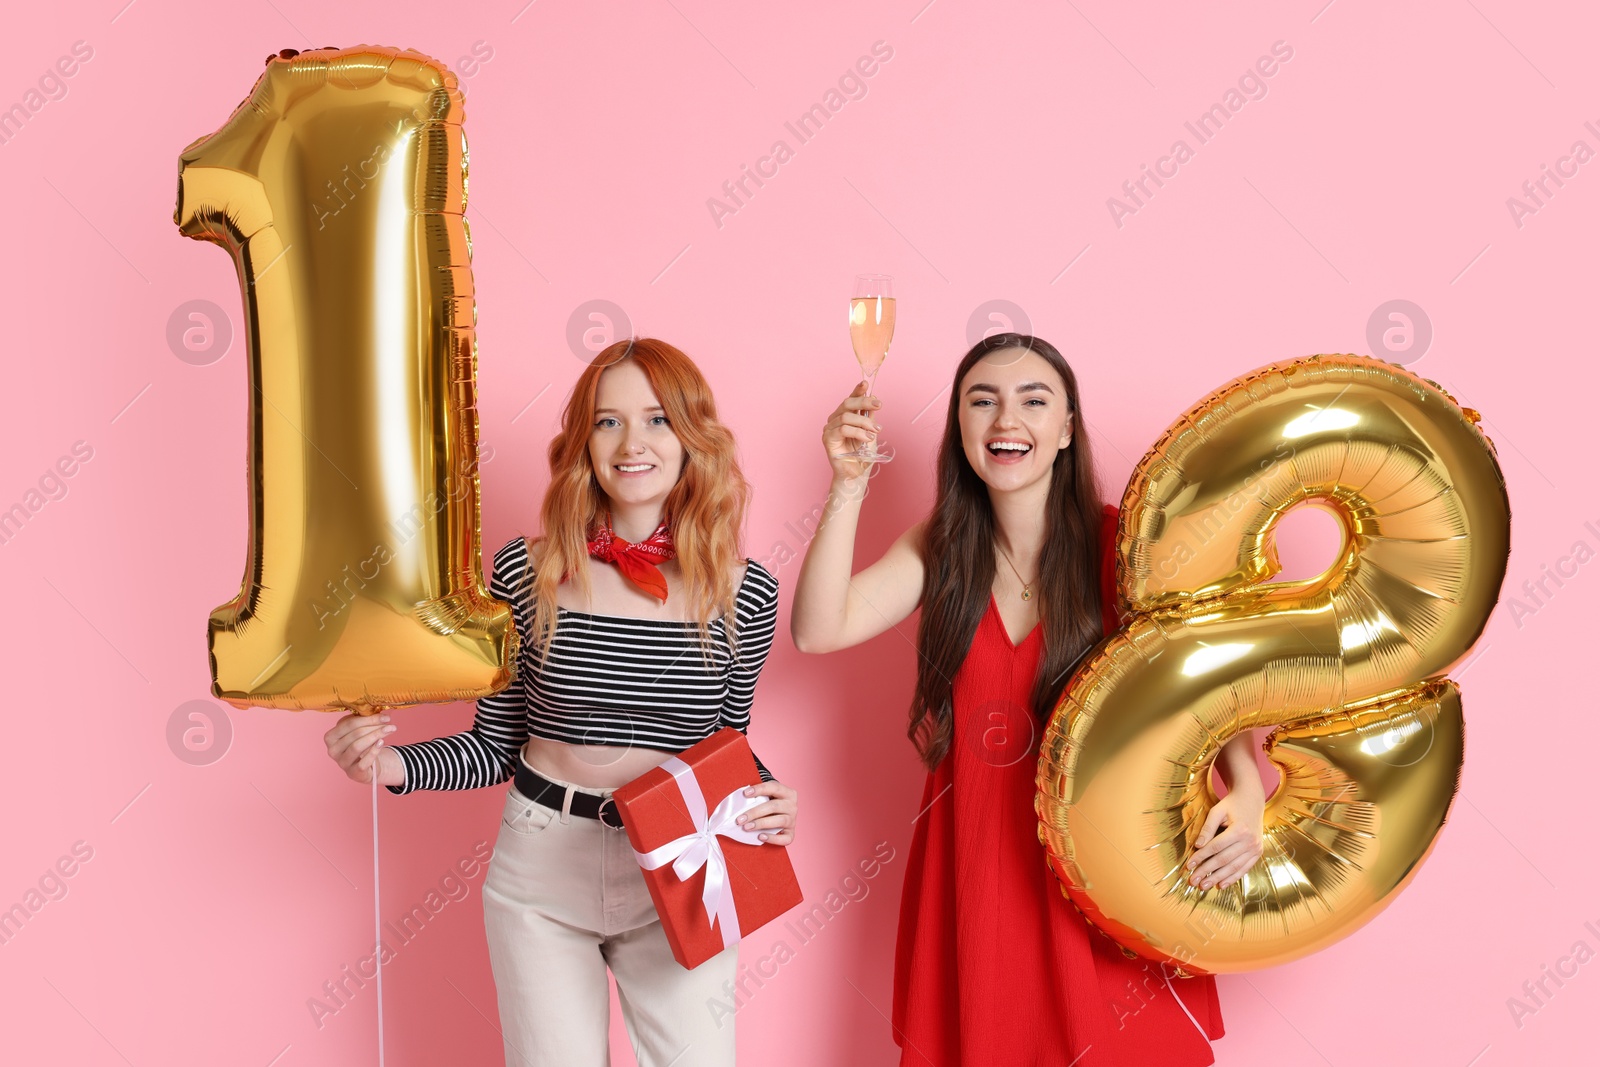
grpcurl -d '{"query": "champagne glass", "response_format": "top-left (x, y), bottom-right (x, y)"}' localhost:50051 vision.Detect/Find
top-left (839, 273), bottom-right (896, 464)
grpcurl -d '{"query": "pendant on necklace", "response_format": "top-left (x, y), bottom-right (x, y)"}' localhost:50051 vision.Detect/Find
top-left (1022, 587), bottom-right (1033, 602)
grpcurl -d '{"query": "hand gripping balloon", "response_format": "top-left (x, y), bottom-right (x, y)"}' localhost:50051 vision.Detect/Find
top-left (174, 46), bottom-right (516, 715)
top-left (1036, 354), bottom-right (1510, 974)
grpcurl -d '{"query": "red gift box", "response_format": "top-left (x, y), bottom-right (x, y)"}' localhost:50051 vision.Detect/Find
top-left (612, 728), bottom-right (803, 969)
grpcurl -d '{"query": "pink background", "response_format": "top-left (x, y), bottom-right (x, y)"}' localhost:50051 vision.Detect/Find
top-left (1, 1), bottom-right (1595, 1064)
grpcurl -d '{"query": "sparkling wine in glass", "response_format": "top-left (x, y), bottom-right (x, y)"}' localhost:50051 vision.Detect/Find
top-left (841, 274), bottom-right (896, 463)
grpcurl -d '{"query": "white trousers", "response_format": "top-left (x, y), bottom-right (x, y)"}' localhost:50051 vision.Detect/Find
top-left (482, 767), bottom-right (739, 1066)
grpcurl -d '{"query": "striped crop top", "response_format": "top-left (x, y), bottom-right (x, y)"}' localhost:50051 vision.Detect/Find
top-left (387, 534), bottom-right (781, 794)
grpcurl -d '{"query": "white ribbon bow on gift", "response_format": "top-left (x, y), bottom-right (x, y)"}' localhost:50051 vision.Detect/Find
top-left (632, 756), bottom-right (769, 948)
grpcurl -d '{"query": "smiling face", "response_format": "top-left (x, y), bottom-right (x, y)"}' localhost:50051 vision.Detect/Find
top-left (957, 347), bottom-right (1074, 492)
top-left (588, 360), bottom-right (686, 510)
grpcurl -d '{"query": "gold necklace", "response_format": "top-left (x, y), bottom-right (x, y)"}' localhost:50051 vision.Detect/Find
top-left (996, 542), bottom-right (1038, 602)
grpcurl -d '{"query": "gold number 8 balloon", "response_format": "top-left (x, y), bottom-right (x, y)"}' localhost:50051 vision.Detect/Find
top-left (1036, 354), bottom-right (1510, 974)
top-left (173, 46), bottom-right (517, 717)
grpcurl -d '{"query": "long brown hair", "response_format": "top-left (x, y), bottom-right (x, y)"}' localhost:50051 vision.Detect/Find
top-left (522, 338), bottom-right (750, 662)
top-left (909, 333), bottom-right (1106, 768)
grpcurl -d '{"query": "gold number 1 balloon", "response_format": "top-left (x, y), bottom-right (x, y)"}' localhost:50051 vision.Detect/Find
top-left (1036, 354), bottom-right (1510, 974)
top-left (174, 46), bottom-right (516, 714)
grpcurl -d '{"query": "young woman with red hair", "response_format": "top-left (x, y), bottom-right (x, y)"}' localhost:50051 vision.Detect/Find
top-left (322, 338), bottom-right (796, 1066)
top-left (792, 333), bottom-right (1261, 1066)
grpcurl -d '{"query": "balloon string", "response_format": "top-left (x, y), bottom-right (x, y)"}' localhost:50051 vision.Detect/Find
top-left (372, 764), bottom-right (386, 1066)
top-left (1162, 971), bottom-right (1207, 1041)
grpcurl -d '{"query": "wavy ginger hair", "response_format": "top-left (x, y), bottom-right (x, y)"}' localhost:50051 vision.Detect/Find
top-left (520, 338), bottom-right (751, 663)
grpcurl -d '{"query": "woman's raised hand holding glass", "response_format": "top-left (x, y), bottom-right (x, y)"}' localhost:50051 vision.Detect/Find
top-left (822, 380), bottom-right (884, 483)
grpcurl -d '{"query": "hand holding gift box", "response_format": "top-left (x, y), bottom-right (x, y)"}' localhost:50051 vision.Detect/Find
top-left (613, 728), bottom-right (804, 969)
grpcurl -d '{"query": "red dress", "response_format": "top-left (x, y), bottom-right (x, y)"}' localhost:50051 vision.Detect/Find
top-left (891, 505), bottom-right (1225, 1066)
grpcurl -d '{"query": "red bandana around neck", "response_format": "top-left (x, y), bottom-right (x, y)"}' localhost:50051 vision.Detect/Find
top-left (586, 512), bottom-right (676, 602)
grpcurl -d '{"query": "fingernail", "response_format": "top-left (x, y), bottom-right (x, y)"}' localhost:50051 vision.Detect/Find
top-left (759, 833), bottom-right (769, 841)
top-left (380, 715), bottom-right (391, 722)
top-left (744, 787), bottom-right (754, 796)
top-left (383, 725), bottom-right (396, 733)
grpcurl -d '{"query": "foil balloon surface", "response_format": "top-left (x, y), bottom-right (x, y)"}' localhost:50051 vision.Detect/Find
top-left (174, 46), bottom-right (516, 714)
top-left (1036, 354), bottom-right (1510, 974)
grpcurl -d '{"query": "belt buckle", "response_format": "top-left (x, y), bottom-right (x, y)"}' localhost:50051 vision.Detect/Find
top-left (596, 796), bottom-right (626, 831)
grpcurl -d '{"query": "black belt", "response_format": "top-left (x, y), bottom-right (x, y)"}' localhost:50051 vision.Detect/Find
top-left (513, 761), bottom-right (626, 830)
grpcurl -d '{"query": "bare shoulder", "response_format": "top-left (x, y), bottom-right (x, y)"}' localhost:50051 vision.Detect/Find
top-left (887, 519), bottom-right (928, 597)
top-left (889, 518), bottom-right (929, 564)
top-left (847, 516), bottom-right (926, 612)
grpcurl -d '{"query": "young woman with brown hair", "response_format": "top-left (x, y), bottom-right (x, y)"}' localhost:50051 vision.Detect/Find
top-left (322, 338), bottom-right (797, 1066)
top-left (792, 333), bottom-right (1261, 1066)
